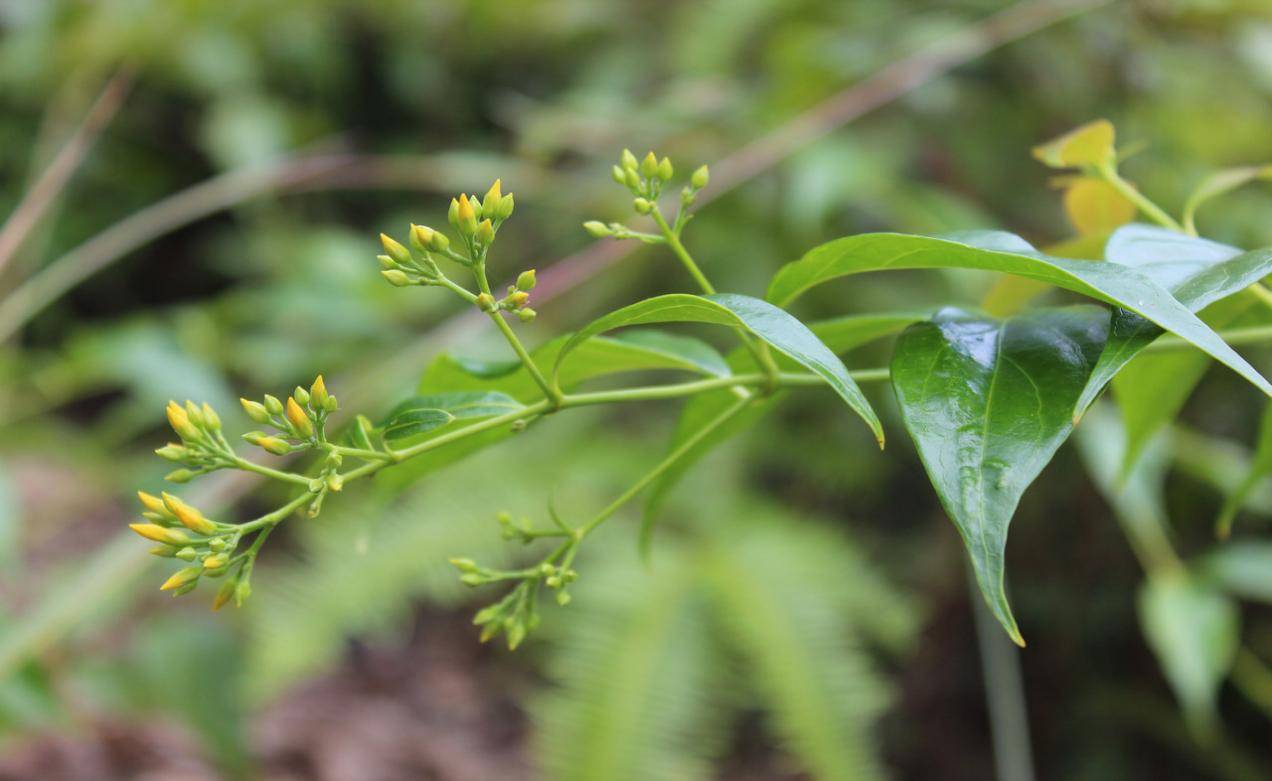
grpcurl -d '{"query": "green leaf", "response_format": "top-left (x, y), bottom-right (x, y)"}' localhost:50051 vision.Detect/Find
top-left (555, 292), bottom-right (883, 445)
top-left (1183, 165), bottom-right (1272, 229)
top-left (1198, 542), bottom-right (1272, 604)
top-left (1215, 403), bottom-right (1272, 539)
top-left (1138, 573), bottom-right (1240, 733)
top-left (1073, 224), bottom-right (1272, 418)
top-left (606, 330), bottom-right (731, 377)
top-left (765, 231), bottom-right (1272, 399)
top-left (890, 306), bottom-right (1110, 645)
top-left (640, 311), bottom-right (925, 557)
top-left (382, 391), bottom-right (524, 441)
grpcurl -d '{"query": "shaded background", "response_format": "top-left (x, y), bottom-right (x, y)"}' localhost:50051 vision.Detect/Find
top-left (1, 0), bottom-right (1271, 778)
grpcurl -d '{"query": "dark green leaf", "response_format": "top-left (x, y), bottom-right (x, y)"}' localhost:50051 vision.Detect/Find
top-left (890, 306), bottom-right (1110, 644)
top-left (555, 293), bottom-right (883, 445)
top-left (765, 230), bottom-right (1272, 399)
top-left (382, 391), bottom-right (524, 441)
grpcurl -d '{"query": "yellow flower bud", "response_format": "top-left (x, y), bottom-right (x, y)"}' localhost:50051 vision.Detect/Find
top-left (202, 553), bottom-right (228, 571)
top-left (475, 293), bottom-right (497, 312)
top-left (380, 233), bottom-right (411, 264)
top-left (162, 492), bottom-right (218, 535)
top-left (310, 375), bottom-right (328, 409)
top-left (286, 397), bottom-right (314, 438)
top-left (457, 194), bottom-right (478, 234)
top-left (516, 269), bottom-right (537, 291)
top-left (583, 221), bottom-right (611, 238)
top-left (508, 290), bottom-right (530, 308)
top-left (212, 578), bottom-right (237, 611)
top-left (691, 164), bottom-right (710, 189)
top-left (409, 223), bottom-right (433, 252)
top-left (381, 269), bottom-right (411, 287)
top-left (137, 491), bottom-right (168, 515)
top-left (160, 566), bottom-right (202, 592)
top-left (482, 179), bottom-right (502, 215)
top-left (166, 401), bottom-right (199, 441)
top-left (130, 523), bottom-right (190, 546)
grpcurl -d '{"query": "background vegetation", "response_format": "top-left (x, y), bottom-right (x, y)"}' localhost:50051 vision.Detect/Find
top-left (1, 0), bottom-right (1271, 778)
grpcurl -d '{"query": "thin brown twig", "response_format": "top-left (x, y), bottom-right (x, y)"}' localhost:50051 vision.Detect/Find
top-left (0, 68), bottom-right (134, 277)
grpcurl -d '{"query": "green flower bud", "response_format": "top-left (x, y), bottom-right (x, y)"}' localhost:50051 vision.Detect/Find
top-left (234, 579), bottom-right (252, 606)
top-left (449, 557), bottom-right (479, 573)
top-left (448, 198), bottom-right (460, 230)
top-left (184, 401), bottom-right (205, 429)
top-left (640, 151), bottom-right (659, 178)
top-left (474, 218), bottom-right (494, 246)
top-left (377, 254), bottom-right (398, 270)
top-left (657, 156), bottom-right (673, 181)
top-left (620, 148), bottom-right (638, 170)
top-left (164, 469), bottom-right (196, 484)
top-left (516, 269), bottom-right (537, 291)
top-left (611, 164), bottom-right (626, 184)
top-left (241, 398), bottom-right (270, 423)
top-left (428, 230), bottom-right (450, 252)
top-left (381, 269), bottom-right (411, 287)
top-left (691, 164), bottom-right (710, 189)
top-left (201, 403), bottom-right (221, 432)
top-left (380, 233), bottom-right (411, 264)
top-left (293, 386), bottom-right (310, 407)
top-left (175, 547), bottom-right (198, 562)
top-left (496, 193), bottom-right (514, 220)
top-left (517, 307), bottom-right (537, 322)
top-left (323, 395), bottom-right (338, 412)
top-left (460, 573), bottom-right (486, 586)
top-left (624, 167), bottom-right (642, 191)
top-left (155, 443), bottom-right (190, 462)
top-left (263, 395), bottom-right (284, 416)
top-left (149, 545), bottom-right (178, 558)
top-left (309, 375), bottom-right (328, 409)
top-left (583, 220), bottom-right (611, 238)
top-left (481, 180), bottom-right (503, 218)
top-left (556, 591), bottom-right (572, 606)
top-left (633, 197), bottom-right (652, 214)
top-left (212, 578), bottom-right (237, 611)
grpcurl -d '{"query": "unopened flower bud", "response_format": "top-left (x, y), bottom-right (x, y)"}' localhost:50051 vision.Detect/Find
top-left (166, 401), bottom-right (200, 441)
top-left (164, 469), bottom-right (197, 484)
top-left (508, 290), bottom-right (530, 308)
top-left (495, 193), bottom-right (514, 220)
top-left (130, 523), bottom-right (190, 545)
top-left (481, 179), bottom-right (503, 216)
top-left (475, 218), bottom-right (494, 245)
top-left (380, 233), bottom-right (411, 264)
top-left (449, 557), bottom-right (479, 573)
top-left (241, 398), bottom-right (270, 423)
top-left (149, 545), bottom-right (178, 558)
top-left (456, 194), bottom-right (478, 235)
top-left (137, 491), bottom-right (169, 516)
top-left (517, 308), bottom-right (536, 322)
top-left (264, 395), bottom-right (284, 415)
top-left (640, 151), bottom-right (659, 178)
top-left (381, 269), bottom-right (411, 287)
top-left (475, 293), bottom-right (497, 312)
top-left (161, 566), bottom-right (202, 591)
top-left (154, 443), bottom-right (190, 462)
top-left (202, 553), bottom-right (228, 571)
top-left (162, 492), bottom-right (218, 535)
top-left (310, 375), bottom-right (328, 410)
top-left (293, 386), bottom-right (310, 406)
top-left (633, 197), bottom-right (652, 214)
top-left (657, 157), bottom-right (673, 181)
top-left (460, 573), bottom-right (486, 586)
top-left (621, 148), bottom-right (638, 170)
top-left (409, 224), bottom-right (434, 252)
top-left (323, 395), bottom-right (338, 412)
top-left (234, 579), bottom-right (252, 606)
top-left (213, 578), bottom-right (237, 611)
top-left (326, 473), bottom-right (344, 492)
top-left (691, 164), bottom-right (709, 189)
top-left (556, 591), bottom-right (572, 606)
top-left (378, 254), bottom-right (398, 270)
top-left (201, 403), bottom-right (221, 432)
top-left (245, 432), bottom-right (291, 455)
top-left (184, 401), bottom-right (205, 429)
top-left (611, 165), bottom-right (626, 184)
top-left (286, 397), bottom-right (314, 438)
top-left (583, 221), bottom-right (611, 238)
top-left (516, 269), bottom-right (537, 291)
top-left (428, 230), bottom-right (450, 252)
top-left (624, 167), bottom-right (642, 191)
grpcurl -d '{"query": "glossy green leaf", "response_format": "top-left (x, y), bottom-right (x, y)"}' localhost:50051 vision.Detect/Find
top-left (640, 311), bottom-right (926, 557)
top-left (1215, 402), bottom-right (1272, 539)
top-left (890, 306), bottom-right (1110, 644)
top-left (382, 391), bottom-right (524, 442)
top-left (1073, 224), bottom-right (1271, 417)
top-left (555, 293), bottom-right (883, 445)
top-left (765, 230), bottom-right (1272, 399)
top-left (1137, 573), bottom-right (1239, 733)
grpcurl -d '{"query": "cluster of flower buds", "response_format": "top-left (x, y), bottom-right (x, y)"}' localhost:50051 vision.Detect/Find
top-left (378, 229), bottom-right (444, 287)
top-left (239, 375), bottom-right (335, 455)
top-left (130, 492), bottom-right (249, 608)
top-left (449, 179), bottom-right (514, 253)
top-left (470, 580), bottom-right (538, 650)
top-left (583, 150), bottom-right (709, 239)
top-left (155, 400), bottom-right (233, 483)
top-left (475, 268), bottom-right (538, 322)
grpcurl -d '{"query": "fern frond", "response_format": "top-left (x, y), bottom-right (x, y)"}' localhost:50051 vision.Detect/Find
top-left (703, 514), bottom-right (903, 781)
top-left (532, 542), bottom-right (728, 781)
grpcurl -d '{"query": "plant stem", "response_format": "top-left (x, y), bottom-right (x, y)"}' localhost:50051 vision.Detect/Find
top-left (1095, 162), bottom-right (1184, 233)
top-left (235, 493), bottom-right (313, 534)
top-left (576, 395), bottom-right (753, 539)
top-left (969, 569), bottom-right (1037, 781)
top-left (231, 457), bottom-right (312, 486)
top-left (490, 308), bottom-right (562, 406)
